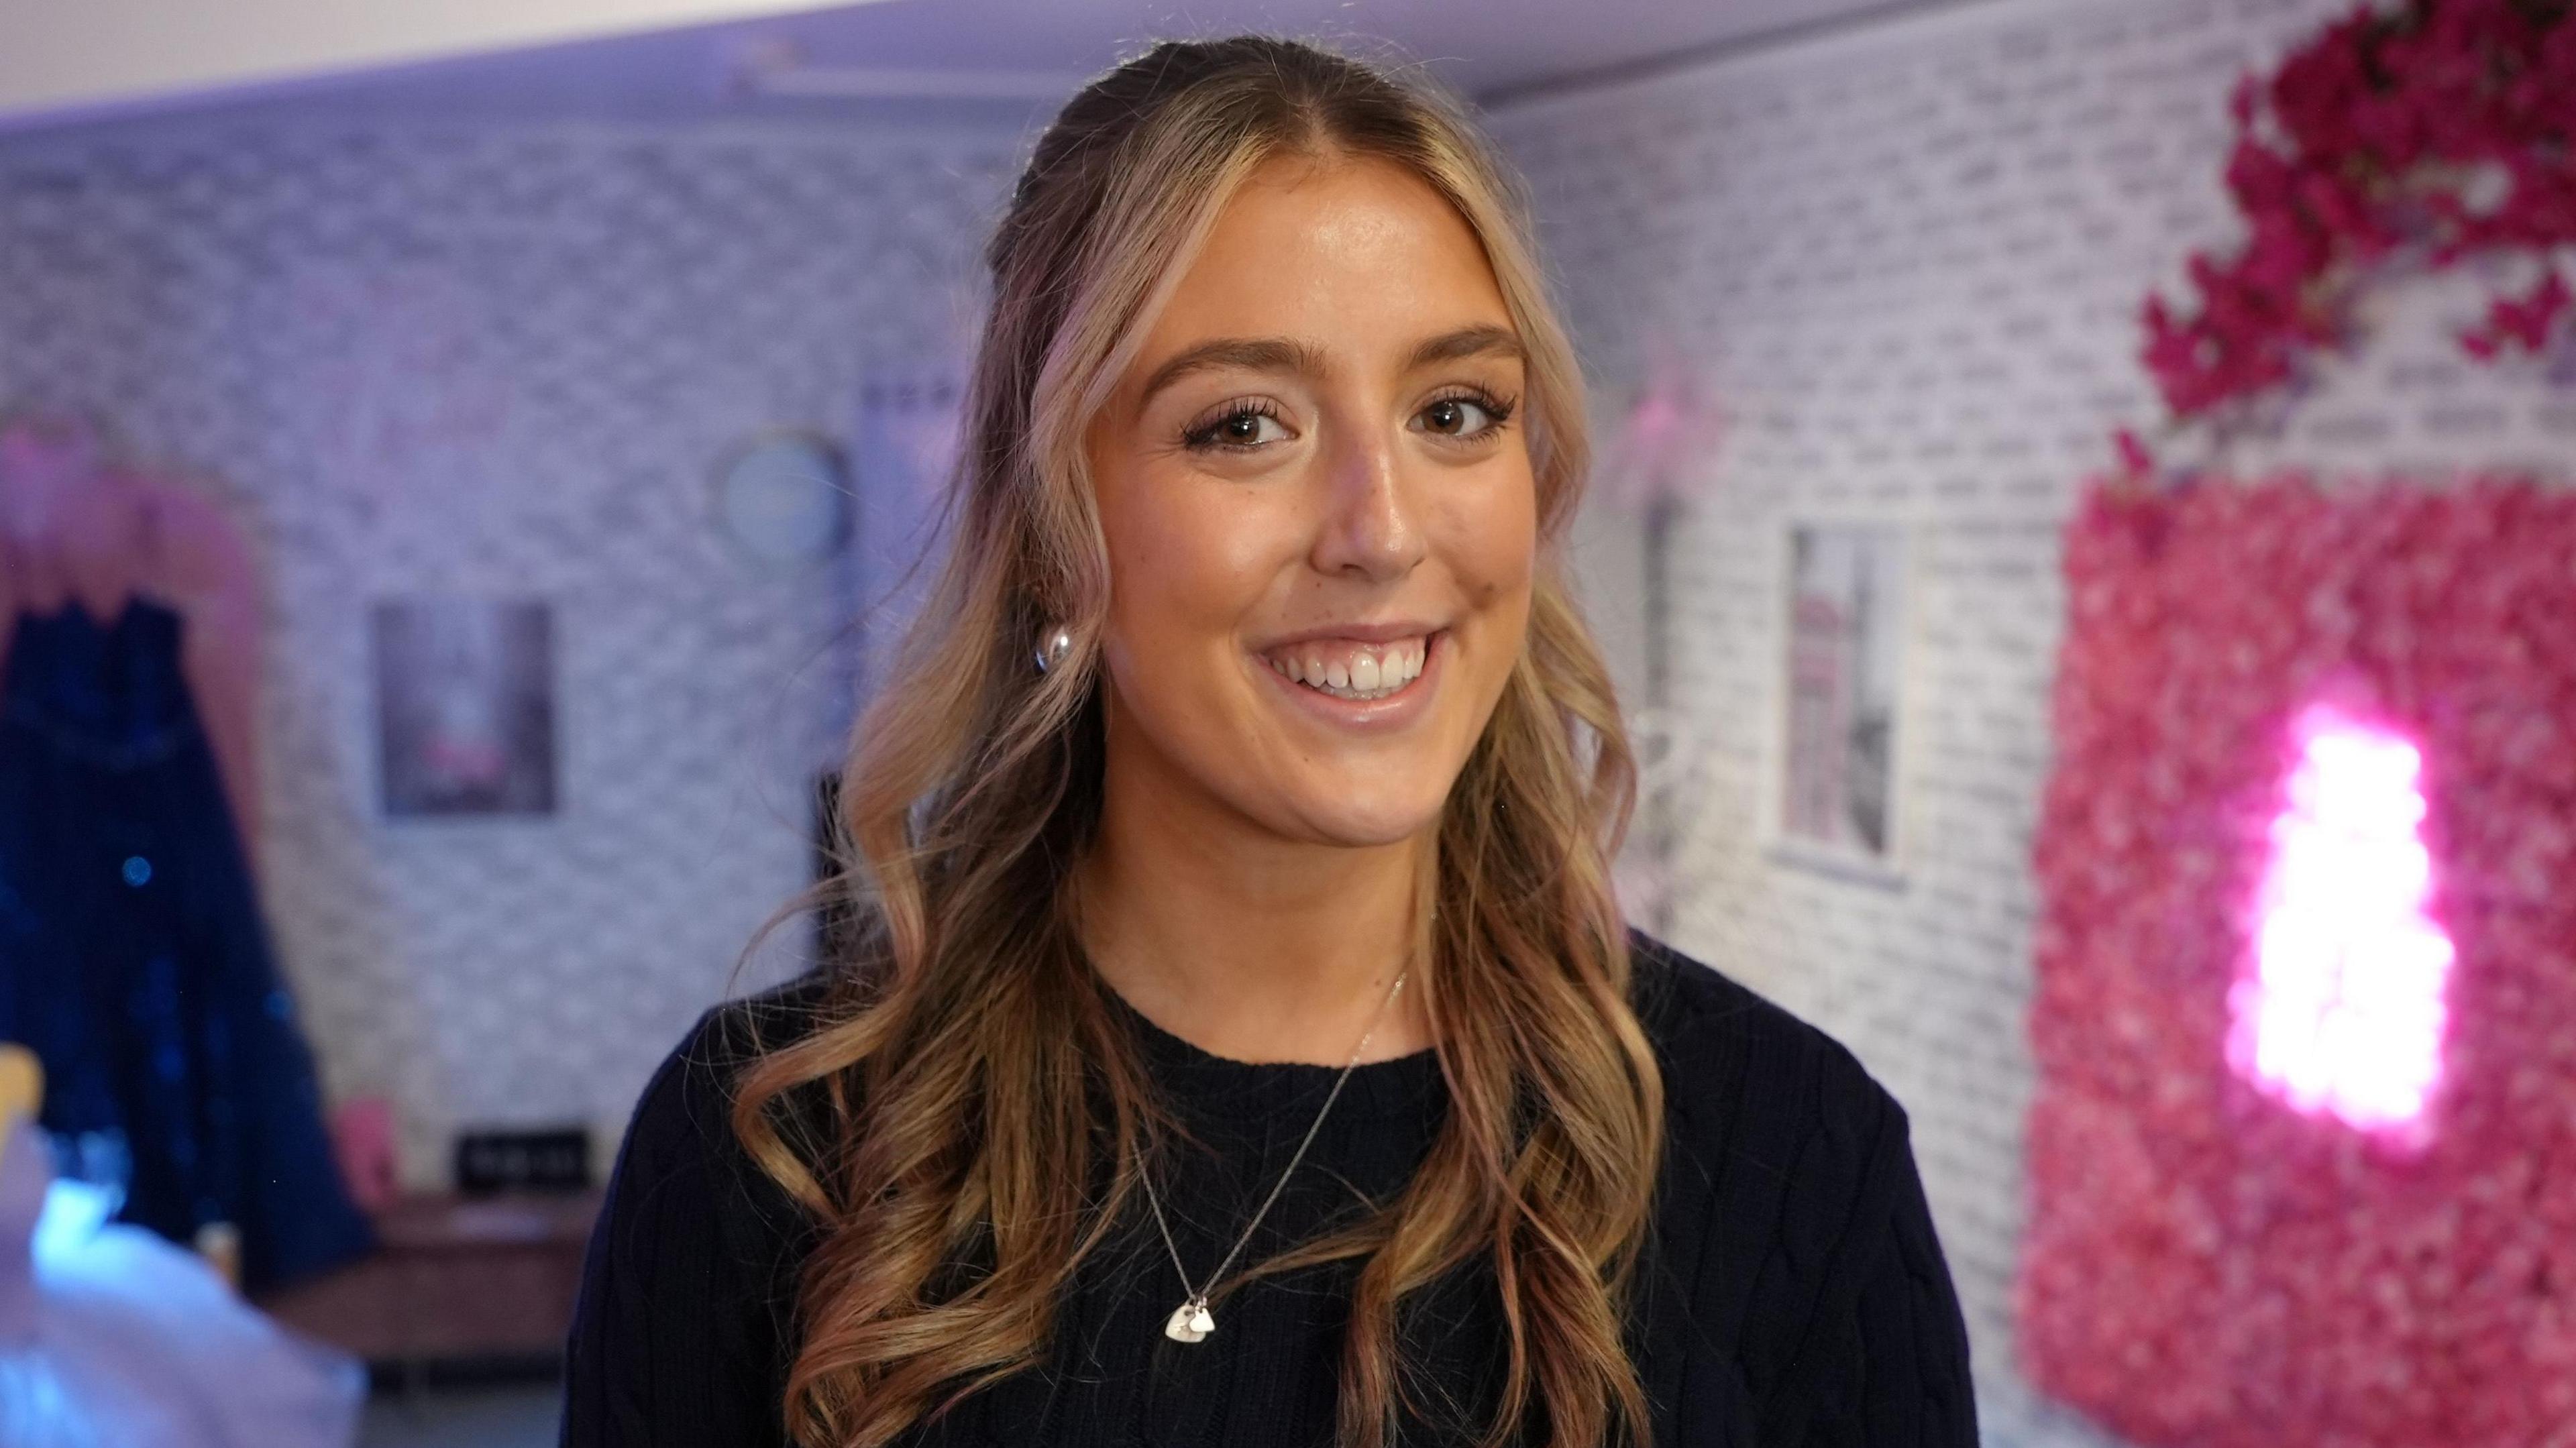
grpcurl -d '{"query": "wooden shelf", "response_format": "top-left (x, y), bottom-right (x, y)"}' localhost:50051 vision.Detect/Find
top-left (255, 1190), bottom-right (603, 1367)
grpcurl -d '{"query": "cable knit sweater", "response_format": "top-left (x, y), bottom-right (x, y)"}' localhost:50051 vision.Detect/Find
top-left (561, 932), bottom-right (1976, 1445)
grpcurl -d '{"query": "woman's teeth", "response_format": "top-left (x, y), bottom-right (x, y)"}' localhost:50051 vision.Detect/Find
top-left (1263, 636), bottom-right (1428, 701)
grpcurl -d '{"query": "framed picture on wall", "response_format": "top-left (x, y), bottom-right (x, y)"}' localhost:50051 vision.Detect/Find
top-left (373, 597), bottom-right (557, 818)
top-left (1771, 521), bottom-right (1910, 884)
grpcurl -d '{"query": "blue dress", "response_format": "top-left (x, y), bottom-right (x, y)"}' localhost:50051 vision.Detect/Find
top-left (0, 598), bottom-right (372, 1290)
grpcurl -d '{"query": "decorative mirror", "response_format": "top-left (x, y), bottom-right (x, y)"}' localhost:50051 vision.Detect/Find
top-left (714, 431), bottom-right (849, 567)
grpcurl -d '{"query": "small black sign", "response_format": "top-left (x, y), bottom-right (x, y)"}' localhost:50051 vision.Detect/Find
top-left (455, 1127), bottom-right (591, 1195)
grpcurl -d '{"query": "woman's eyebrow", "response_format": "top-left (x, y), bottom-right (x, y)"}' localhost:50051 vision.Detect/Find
top-left (1403, 323), bottom-right (1524, 372)
top-left (1135, 325), bottom-right (1525, 407)
top-left (1138, 337), bottom-right (1330, 406)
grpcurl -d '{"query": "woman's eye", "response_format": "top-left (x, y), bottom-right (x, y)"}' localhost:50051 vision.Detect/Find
top-left (1414, 392), bottom-right (1515, 441)
top-left (1183, 404), bottom-right (1291, 452)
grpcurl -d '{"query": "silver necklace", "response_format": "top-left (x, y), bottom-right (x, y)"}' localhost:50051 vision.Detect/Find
top-left (1139, 968), bottom-right (1411, 1344)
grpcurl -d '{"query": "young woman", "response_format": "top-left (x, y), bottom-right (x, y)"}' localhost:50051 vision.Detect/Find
top-left (563, 35), bottom-right (1973, 1448)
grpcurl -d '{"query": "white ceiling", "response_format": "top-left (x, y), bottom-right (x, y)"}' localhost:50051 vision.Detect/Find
top-left (1, 0), bottom-right (1937, 136)
top-left (0, 0), bottom-right (868, 132)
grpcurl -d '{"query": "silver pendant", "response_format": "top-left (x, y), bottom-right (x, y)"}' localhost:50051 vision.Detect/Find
top-left (1163, 1298), bottom-right (1215, 1343)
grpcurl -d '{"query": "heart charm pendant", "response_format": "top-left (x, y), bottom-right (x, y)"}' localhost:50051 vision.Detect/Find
top-left (1163, 1299), bottom-right (1215, 1343)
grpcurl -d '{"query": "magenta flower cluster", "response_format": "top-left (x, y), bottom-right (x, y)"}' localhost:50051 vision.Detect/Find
top-left (2141, 0), bottom-right (2576, 420)
top-left (2020, 476), bottom-right (2576, 1447)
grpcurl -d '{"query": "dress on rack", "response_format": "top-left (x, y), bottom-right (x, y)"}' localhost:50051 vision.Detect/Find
top-left (0, 598), bottom-right (372, 1290)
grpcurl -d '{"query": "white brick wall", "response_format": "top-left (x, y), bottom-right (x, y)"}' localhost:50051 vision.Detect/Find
top-left (1493, 0), bottom-right (2576, 1441)
top-left (0, 114), bottom-right (1015, 1188)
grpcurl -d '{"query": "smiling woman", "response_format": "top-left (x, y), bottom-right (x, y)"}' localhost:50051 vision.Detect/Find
top-left (562, 34), bottom-right (1972, 1448)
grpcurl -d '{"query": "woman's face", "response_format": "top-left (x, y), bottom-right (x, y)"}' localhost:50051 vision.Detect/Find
top-left (1083, 152), bottom-right (1538, 848)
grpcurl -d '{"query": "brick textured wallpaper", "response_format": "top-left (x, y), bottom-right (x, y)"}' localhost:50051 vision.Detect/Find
top-left (0, 115), bottom-right (1013, 1187)
top-left (1491, 0), bottom-right (2576, 1441)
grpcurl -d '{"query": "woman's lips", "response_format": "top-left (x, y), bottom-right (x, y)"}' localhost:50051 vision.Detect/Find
top-left (1258, 633), bottom-right (1430, 700)
top-left (1252, 629), bottom-right (1446, 730)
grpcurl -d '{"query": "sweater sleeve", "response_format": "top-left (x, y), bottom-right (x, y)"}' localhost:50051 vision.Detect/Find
top-left (1775, 1088), bottom-right (1978, 1447)
top-left (559, 1006), bottom-right (802, 1448)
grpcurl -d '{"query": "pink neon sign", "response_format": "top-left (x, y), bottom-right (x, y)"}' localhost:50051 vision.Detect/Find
top-left (2225, 707), bottom-right (2454, 1139)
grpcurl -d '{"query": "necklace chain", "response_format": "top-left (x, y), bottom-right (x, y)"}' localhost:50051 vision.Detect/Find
top-left (1137, 967), bottom-right (1411, 1344)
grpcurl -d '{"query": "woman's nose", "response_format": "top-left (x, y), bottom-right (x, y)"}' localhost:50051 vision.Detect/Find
top-left (1309, 422), bottom-right (1426, 583)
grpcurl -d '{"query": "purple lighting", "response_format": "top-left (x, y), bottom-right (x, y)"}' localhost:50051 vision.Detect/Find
top-left (2226, 707), bottom-right (2454, 1140)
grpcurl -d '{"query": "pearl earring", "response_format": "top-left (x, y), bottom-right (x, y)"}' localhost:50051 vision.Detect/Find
top-left (1034, 624), bottom-right (1073, 675)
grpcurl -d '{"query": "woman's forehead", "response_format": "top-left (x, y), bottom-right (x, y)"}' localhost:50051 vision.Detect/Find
top-left (1122, 156), bottom-right (1517, 388)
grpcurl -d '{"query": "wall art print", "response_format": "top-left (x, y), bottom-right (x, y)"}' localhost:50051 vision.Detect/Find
top-left (372, 597), bottom-right (557, 818)
top-left (2019, 476), bottom-right (2576, 1448)
top-left (1775, 521), bottom-right (1909, 877)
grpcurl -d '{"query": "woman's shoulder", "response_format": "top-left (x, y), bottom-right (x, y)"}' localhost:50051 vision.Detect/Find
top-left (622, 971), bottom-right (841, 1172)
top-left (564, 974), bottom-right (839, 1446)
top-left (1623, 926), bottom-right (1903, 1137)
top-left (670, 970), bottom-right (843, 1074)
top-left (1619, 929), bottom-right (1976, 1437)
top-left (588, 970), bottom-right (845, 1274)
top-left (1620, 927), bottom-right (1923, 1260)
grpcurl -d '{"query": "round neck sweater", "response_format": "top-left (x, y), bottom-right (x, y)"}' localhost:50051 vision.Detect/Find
top-left (560, 931), bottom-right (1975, 1446)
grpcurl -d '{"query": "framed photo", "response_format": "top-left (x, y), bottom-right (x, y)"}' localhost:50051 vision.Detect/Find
top-left (1772, 522), bottom-right (1909, 883)
top-left (373, 597), bottom-right (557, 818)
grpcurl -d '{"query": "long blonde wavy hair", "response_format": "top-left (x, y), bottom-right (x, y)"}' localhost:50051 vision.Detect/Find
top-left (732, 34), bottom-right (1662, 1448)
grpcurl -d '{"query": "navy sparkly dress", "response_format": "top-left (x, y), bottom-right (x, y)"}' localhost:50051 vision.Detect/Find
top-left (0, 598), bottom-right (372, 1290)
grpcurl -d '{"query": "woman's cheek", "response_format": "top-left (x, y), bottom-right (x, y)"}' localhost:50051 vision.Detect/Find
top-left (1454, 486), bottom-right (1539, 708)
top-left (1442, 481), bottom-right (1536, 606)
top-left (1107, 470), bottom-right (1276, 681)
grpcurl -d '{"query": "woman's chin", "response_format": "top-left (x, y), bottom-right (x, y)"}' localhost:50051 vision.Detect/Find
top-left (1267, 787), bottom-right (1452, 850)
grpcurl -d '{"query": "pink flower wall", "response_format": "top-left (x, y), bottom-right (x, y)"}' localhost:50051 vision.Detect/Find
top-left (2019, 476), bottom-right (2576, 1447)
